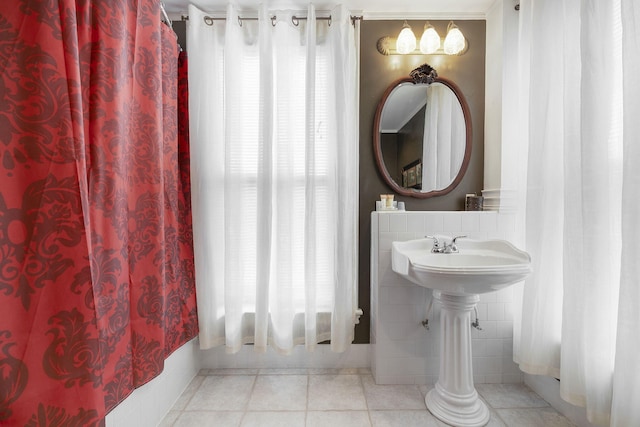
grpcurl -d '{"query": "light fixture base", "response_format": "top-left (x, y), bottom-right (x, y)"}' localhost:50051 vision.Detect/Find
top-left (376, 36), bottom-right (468, 56)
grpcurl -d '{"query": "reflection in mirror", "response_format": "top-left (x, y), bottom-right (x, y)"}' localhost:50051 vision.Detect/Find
top-left (373, 65), bottom-right (471, 199)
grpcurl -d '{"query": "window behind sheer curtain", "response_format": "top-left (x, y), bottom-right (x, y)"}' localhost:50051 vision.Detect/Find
top-left (188, 4), bottom-right (359, 354)
top-left (225, 35), bottom-right (334, 314)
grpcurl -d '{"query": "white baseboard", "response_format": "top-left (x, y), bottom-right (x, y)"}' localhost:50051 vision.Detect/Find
top-left (198, 343), bottom-right (371, 370)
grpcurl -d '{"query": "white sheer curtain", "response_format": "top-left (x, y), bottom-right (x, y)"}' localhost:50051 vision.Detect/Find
top-left (514, 0), bottom-right (640, 425)
top-left (421, 84), bottom-right (465, 192)
top-left (187, 4), bottom-right (358, 355)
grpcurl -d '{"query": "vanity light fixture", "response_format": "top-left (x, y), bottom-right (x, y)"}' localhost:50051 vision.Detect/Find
top-left (443, 21), bottom-right (466, 55)
top-left (376, 21), bottom-right (467, 56)
top-left (419, 22), bottom-right (441, 54)
top-left (396, 21), bottom-right (417, 54)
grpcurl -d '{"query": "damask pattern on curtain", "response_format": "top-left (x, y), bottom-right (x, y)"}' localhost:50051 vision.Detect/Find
top-left (0, 1), bottom-right (197, 425)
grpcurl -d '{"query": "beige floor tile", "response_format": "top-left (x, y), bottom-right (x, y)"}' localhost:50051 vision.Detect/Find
top-left (247, 375), bottom-right (307, 411)
top-left (171, 376), bottom-right (205, 411)
top-left (306, 411), bottom-right (371, 427)
top-left (476, 384), bottom-right (549, 409)
top-left (173, 411), bottom-right (243, 427)
top-left (165, 370), bottom-right (575, 427)
top-left (258, 368), bottom-right (308, 375)
top-left (370, 410), bottom-right (441, 427)
top-left (240, 411), bottom-right (306, 427)
top-left (496, 407), bottom-right (576, 427)
top-left (308, 374), bottom-right (368, 410)
top-left (158, 410), bottom-right (180, 426)
top-left (186, 375), bottom-right (255, 411)
top-left (361, 375), bottom-right (426, 410)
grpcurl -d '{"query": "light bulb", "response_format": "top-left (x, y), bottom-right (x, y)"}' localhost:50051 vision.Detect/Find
top-left (396, 21), bottom-right (416, 54)
top-left (419, 23), bottom-right (440, 54)
top-left (444, 22), bottom-right (465, 55)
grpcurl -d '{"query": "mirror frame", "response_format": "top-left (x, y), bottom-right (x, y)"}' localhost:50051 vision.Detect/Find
top-left (373, 76), bottom-right (473, 198)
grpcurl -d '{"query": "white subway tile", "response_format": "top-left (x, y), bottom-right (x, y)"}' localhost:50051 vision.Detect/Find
top-left (479, 291), bottom-right (497, 303)
top-left (424, 214), bottom-right (444, 233)
top-left (472, 339), bottom-right (488, 357)
top-left (502, 372), bottom-right (524, 383)
top-left (483, 374), bottom-right (503, 384)
top-left (412, 231), bottom-right (427, 240)
top-left (442, 212), bottom-right (463, 231)
top-left (413, 375), bottom-right (437, 385)
top-left (389, 214), bottom-right (408, 232)
top-left (473, 357), bottom-right (501, 374)
top-left (502, 340), bottom-right (514, 358)
top-left (424, 357), bottom-right (439, 375)
top-left (496, 321), bottom-right (514, 339)
top-left (475, 303), bottom-right (488, 321)
top-left (474, 375), bottom-right (486, 384)
top-left (397, 231), bottom-right (416, 242)
top-left (485, 339), bottom-right (504, 357)
top-left (406, 214), bottom-right (425, 232)
top-left (383, 340), bottom-right (419, 359)
top-left (471, 320), bottom-right (497, 339)
top-left (388, 285), bottom-right (424, 305)
top-left (503, 302), bottom-right (514, 321)
top-left (461, 213), bottom-right (480, 232)
top-left (479, 212), bottom-right (498, 233)
top-left (495, 287), bottom-right (514, 303)
top-left (497, 213), bottom-right (516, 236)
top-left (380, 304), bottom-right (414, 323)
top-left (387, 321), bottom-right (424, 342)
top-left (378, 214), bottom-right (390, 232)
top-left (487, 303), bottom-right (505, 321)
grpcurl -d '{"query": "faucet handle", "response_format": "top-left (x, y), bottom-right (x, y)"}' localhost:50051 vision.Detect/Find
top-left (426, 235), bottom-right (443, 252)
top-left (452, 235), bottom-right (467, 243)
top-left (450, 235), bottom-right (467, 252)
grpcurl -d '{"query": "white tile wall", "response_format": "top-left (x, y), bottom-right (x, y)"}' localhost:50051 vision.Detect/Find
top-left (370, 211), bottom-right (523, 385)
top-left (106, 338), bottom-right (200, 427)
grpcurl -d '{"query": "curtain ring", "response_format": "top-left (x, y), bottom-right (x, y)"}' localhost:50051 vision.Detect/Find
top-left (271, 15), bottom-right (277, 26)
top-left (238, 16), bottom-right (243, 27)
top-left (203, 16), bottom-right (214, 26)
top-left (291, 16), bottom-right (299, 26)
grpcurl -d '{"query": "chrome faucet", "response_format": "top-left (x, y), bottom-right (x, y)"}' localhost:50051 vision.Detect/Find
top-left (426, 235), bottom-right (467, 254)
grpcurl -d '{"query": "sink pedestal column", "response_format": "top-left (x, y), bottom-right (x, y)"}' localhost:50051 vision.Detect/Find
top-left (426, 291), bottom-right (490, 427)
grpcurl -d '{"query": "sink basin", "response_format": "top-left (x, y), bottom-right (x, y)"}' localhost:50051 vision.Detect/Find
top-left (391, 236), bottom-right (531, 426)
top-left (392, 237), bottom-right (531, 295)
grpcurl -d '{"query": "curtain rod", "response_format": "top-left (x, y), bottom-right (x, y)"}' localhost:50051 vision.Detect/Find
top-left (180, 14), bottom-right (363, 27)
top-left (160, 2), bottom-right (171, 26)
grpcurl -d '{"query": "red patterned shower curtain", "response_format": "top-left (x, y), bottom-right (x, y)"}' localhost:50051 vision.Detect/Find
top-left (0, 1), bottom-right (198, 425)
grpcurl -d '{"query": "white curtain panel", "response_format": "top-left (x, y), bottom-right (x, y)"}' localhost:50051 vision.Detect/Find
top-left (421, 84), bottom-right (464, 192)
top-left (515, 0), bottom-right (639, 425)
top-left (612, 1), bottom-right (640, 425)
top-left (187, 4), bottom-right (358, 355)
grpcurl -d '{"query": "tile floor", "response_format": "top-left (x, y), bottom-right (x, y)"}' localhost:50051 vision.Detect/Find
top-left (159, 369), bottom-right (575, 427)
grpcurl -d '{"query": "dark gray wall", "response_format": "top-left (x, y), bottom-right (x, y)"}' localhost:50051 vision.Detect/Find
top-left (355, 20), bottom-right (486, 343)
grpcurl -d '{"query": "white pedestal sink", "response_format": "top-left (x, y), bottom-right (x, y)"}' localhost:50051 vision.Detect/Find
top-left (392, 237), bottom-right (532, 427)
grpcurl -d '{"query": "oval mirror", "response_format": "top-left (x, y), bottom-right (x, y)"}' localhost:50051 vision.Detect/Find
top-left (373, 67), bottom-right (472, 198)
